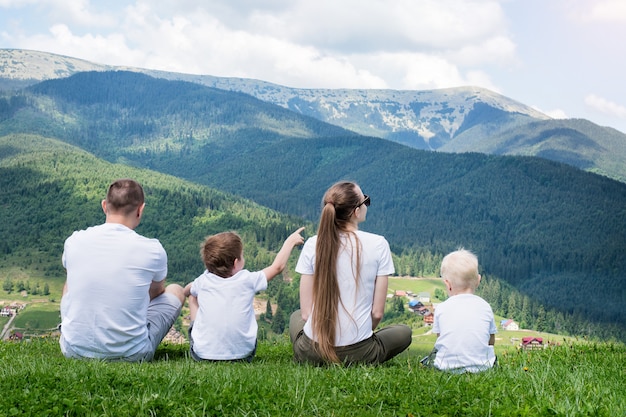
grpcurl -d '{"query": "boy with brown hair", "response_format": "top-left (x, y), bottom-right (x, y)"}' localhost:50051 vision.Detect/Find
top-left (184, 228), bottom-right (304, 361)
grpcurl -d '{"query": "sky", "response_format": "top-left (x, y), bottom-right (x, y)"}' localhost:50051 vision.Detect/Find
top-left (1, 0), bottom-right (626, 133)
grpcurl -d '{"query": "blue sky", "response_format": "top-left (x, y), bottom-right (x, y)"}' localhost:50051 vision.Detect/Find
top-left (2, 0), bottom-right (626, 133)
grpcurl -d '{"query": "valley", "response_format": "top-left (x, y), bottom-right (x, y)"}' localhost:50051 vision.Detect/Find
top-left (0, 53), bottom-right (625, 343)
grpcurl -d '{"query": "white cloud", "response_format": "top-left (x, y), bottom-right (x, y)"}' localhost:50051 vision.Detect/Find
top-left (17, 24), bottom-right (138, 68)
top-left (589, 0), bottom-right (626, 22)
top-left (566, 0), bottom-right (626, 23)
top-left (531, 105), bottom-right (567, 120)
top-left (0, 0), bottom-right (515, 91)
top-left (585, 94), bottom-right (626, 119)
top-left (465, 70), bottom-right (500, 92)
top-left (50, 0), bottom-right (117, 28)
top-left (247, 0), bottom-right (509, 53)
top-left (0, 0), bottom-right (39, 6)
top-left (353, 52), bottom-right (465, 90)
top-left (449, 35), bottom-right (517, 67)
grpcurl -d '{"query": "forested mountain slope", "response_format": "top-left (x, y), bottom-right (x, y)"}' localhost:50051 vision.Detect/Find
top-left (442, 117), bottom-right (626, 182)
top-left (0, 71), bottom-right (625, 338)
top-left (0, 133), bottom-right (307, 283)
top-left (12, 71), bottom-right (357, 158)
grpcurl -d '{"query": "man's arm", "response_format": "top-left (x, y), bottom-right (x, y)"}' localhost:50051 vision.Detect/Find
top-left (149, 279), bottom-right (166, 301)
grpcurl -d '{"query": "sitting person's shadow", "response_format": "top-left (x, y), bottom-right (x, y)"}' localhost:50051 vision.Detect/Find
top-left (153, 342), bottom-right (191, 361)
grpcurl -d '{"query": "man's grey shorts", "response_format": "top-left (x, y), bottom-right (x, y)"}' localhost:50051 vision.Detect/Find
top-left (143, 292), bottom-right (184, 360)
top-left (60, 292), bottom-right (182, 362)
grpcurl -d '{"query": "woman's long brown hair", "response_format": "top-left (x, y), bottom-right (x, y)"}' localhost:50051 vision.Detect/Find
top-left (311, 181), bottom-right (363, 363)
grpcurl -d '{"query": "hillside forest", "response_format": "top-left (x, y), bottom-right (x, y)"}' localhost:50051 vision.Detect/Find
top-left (0, 71), bottom-right (625, 342)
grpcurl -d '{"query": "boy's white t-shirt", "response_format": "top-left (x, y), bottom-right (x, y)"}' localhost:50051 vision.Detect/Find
top-left (189, 269), bottom-right (267, 360)
top-left (295, 230), bottom-right (395, 347)
top-left (433, 293), bottom-right (497, 372)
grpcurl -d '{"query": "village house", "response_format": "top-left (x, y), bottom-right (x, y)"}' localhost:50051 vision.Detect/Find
top-left (501, 319), bottom-right (520, 331)
top-left (417, 292), bottom-right (430, 303)
top-left (408, 299), bottom-right (423, 311)
top-left (394, 290), bottom-right (407, 298)
top-left (9, 331), bottom-right (23, 341)
top-left (521, 337), bottom-right (544, 349)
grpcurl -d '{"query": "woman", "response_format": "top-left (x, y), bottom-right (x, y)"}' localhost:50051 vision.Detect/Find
top-left (289, 181), bottom-right (412, 365)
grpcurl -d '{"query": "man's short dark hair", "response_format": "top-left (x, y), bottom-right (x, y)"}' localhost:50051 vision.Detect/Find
top-left (106, 179), bottom-right (145, 215)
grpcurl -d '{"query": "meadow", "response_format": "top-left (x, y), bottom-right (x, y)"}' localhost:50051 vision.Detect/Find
top-left (0, 337), bottom-right (624, 416)
top-left (11, 302), bottom-right (61, 333)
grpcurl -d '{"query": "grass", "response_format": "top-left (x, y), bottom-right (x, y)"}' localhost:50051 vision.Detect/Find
top-left (0, 338), bottom-right (624, 416)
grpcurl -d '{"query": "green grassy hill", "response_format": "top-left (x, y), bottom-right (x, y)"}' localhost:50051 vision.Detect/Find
top-left (0, 338), bottom-right (623, 416)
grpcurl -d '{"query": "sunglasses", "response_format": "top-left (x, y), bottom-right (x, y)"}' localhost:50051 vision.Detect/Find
top-left (355, 195), bottom-right (370, 209)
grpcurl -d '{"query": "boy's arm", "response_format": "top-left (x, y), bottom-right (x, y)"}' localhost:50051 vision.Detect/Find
top-left (489, 333), bottom-right (495, 345)
top-left (262, 227), bottom-right (305, 281)
top-left (183, 282), bottom-right (193, 298)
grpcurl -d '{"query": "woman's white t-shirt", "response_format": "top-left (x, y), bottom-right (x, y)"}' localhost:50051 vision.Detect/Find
top-left (296, 230), bottom-right (394, 346)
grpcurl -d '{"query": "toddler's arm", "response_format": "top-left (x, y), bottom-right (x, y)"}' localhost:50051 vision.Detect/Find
top-left (262, 227), bottom-right (305, 281)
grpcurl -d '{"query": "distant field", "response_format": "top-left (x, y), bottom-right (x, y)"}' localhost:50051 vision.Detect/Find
top-left (4, 275), bottom-right (577, 350)
top-left (388, 276), bottom-right (446, 299)
top-left (12, 302), bottom-right (61, 331)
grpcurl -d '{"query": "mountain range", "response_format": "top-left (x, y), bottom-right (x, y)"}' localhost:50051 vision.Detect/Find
top-left (1, 49), bottom-right (625, 340)
top-left (2, 48), bottom-right (626, 182)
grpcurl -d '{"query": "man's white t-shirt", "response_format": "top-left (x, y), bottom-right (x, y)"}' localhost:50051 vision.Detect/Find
top-left (433, 293), bottom-right (497, 372)
top-left (188, 269), bottom-right (267, 360)
top-left (60, 223), bottom-right (167, 359)
top-left (295, 230), bottom-right (395, 347)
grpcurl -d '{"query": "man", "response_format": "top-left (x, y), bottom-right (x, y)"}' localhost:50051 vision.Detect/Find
top-left (60, 179), bottom-right (184, 361)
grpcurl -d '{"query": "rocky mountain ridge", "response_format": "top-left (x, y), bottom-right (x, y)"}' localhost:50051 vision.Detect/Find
top-left (0, 48), bottom-right (548, 148)
top-left (2, 48), bottom-right (626, 181)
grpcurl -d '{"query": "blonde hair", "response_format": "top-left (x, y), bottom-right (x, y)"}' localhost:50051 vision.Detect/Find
top-left (312, 181), bottom-right (363, 363)
top-left (440, 249), bottom-right (480, 292)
